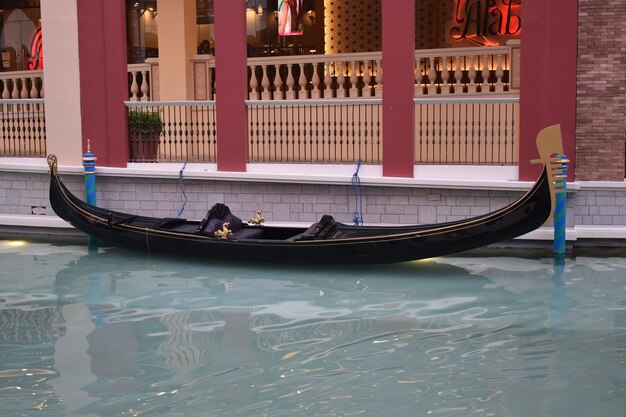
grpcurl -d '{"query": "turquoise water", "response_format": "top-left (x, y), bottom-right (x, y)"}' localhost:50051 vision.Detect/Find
top-left (0, 239), bottom-right (624, 417)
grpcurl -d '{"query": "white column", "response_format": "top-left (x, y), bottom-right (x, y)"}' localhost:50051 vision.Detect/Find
top-left (41, 0), bottom-right (83, 165)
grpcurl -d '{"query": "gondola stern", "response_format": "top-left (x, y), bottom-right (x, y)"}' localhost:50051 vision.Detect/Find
top-left (530, 124), bottom-right (567, 224)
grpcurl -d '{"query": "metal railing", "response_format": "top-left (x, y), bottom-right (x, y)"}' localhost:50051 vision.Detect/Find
top-left (247, 99), bottom-right (382, 164)
top-left (0, 99), bottom-right (46, 157)
top-left (124, 97), bottom-right (518, 166)
top-left (126, 101), bottom-right (217, 163)
top-left (414, 96), bottom-right (519, 165)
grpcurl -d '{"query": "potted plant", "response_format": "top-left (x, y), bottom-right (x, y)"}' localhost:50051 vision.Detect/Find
top-left (129, 109), bottom-right (163, 162)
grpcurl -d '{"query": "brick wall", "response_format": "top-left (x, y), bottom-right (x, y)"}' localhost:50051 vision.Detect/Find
top-left (576, 0), bottom-right (626, 180)
top-left (5, 171), bottom-right (626, 228)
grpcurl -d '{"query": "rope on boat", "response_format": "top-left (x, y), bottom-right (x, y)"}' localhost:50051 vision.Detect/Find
top-left (352, 159), bottom-right (364, 226)
top-left (176, 160), bottom-right (188, 218)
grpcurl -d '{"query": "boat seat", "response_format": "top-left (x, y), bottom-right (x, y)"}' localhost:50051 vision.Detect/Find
top-left (233, 228), bottom-right (263, 240)
top-left (154, 217), bottom-right (187, 229)
top-left (287, 215), bottom-right (336, 241)
top-left (197, 218), bottom-right (225, 235)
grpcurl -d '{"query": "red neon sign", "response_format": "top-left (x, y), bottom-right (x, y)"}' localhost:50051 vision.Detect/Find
top-left (451, 0), bottom-right (521, 46)
top-left (28, 25), bottom-right (43, 70)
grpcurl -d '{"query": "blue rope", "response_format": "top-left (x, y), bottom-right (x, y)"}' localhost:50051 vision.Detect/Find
top-left (352, 159), bottom-right (364, 226)
top-left (176, 160), bottom-right (188, 218)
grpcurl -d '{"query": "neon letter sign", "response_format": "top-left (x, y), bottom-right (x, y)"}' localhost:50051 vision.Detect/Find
top-left (451, 0), bottom-right (521, 46)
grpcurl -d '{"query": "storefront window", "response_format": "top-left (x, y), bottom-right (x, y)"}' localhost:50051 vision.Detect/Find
top-left (0, 4), bottom-right (42, 72)
top-left (127, 0), bottom-right (158, 64)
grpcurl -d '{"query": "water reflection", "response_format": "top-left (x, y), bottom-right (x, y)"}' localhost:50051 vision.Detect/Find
top-left (0, 243), bottom-right (625, 417)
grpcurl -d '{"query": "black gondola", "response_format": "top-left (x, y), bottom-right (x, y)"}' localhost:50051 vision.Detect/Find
top-left (47, 125), bottom-right (565, 264)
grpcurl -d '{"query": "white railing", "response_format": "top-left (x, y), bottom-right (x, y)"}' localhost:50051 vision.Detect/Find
top-left (0, 99), bottom-right (46, 157)
top-left (0, 70), bottom-right (44, 99)
top-left (415, 46), bottom-right (512, 95)
top-left (127, 63), bottom-right (151, 101)
top-left (189, 46), bottom-right (513, 102)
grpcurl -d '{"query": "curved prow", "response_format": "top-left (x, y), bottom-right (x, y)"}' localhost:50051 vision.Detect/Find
top-left (530, 124), bottom-right (567, 221)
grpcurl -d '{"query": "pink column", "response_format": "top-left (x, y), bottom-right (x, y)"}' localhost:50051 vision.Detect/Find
top-left (214, 0), bottom-right (248, 172)
top-left (519, 0), bottom-right (577, 181)
top-left (76, 0), bottom-right (129, 167)
top-left (382, 0), bottom-right (415, 178)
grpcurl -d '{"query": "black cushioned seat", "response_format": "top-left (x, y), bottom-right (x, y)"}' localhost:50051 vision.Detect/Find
top-left (233, 228), bottom-right (263, 240)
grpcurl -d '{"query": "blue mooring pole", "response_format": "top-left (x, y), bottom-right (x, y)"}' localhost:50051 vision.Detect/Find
top-left (553, 154), bottom-right (568, 255)
top-left (83, 140), bottom-right (98, 251)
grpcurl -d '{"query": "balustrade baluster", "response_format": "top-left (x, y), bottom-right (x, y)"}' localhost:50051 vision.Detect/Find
top-left (140, 70), bottom-right (150, 101)
top-left (415, 58), bottom-right (424, 96)
top-left (428, 57), bottom-right (436, 95)
top-left (11, 79), bottom-right (20, 99)
top-left (298, 63), bottom-right (306, 100)
top-left (362, 61), bottom-right (372, 97)
top-left (130, 71), bottom-right (139, 101)
top-left (454, 56), bottom-right (463, 95)
top-left (323, 62), bottom-right (332, 99)
top-left (349, 61), bottom-right (359, 97)
top-left (286, 64), bottom-right (296, 100)
top-left (30, 77), bottom-right (38, 98)
top-left (273, 66), bottom-right (283, 100)
top-left (311, 63), bottom-right (321, 99)
top-left (375, 59), bottom-right (382, 97)
top-left (20, 78), bottom-right (29, 98)
top-left (261, 65), bottom-right (270, 100)
top-left (441, 57), bottom-right (450, 95)
top-left (495, 53), bottom-right (504, 93)
top-left (482, 54), bottom-right (490, 93)
top-left (468, 55), bottom-right (477, 94)
top-left (2, 80), bottom-right (10, 99)
top-left (249, 64), bottom-right (259, 100)
top-left (337, 62), bottom-right (346, 99)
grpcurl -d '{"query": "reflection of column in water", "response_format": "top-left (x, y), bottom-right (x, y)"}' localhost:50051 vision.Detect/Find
top-left (51, 304), bottom-right (97, 414)
top-left (547, 255), bottom-right (572, 330)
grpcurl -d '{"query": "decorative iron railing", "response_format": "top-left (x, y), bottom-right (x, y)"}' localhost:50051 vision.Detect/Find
top-left (124, 96), bottom-right (518, 166)
top-left (126, 101), bottom-right (217, 163)
top-left (0, 99), bottom-right (46, 157)
top-left (247, 99), bottom-right (383, 164)
top-left (414, 97), bottom-right (519, 165)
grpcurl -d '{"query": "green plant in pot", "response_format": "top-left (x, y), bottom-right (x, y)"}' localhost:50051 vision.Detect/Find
top-left (129, 110), bottom-right (164, 162)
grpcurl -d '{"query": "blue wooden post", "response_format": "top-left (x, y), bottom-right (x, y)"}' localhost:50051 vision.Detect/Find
top-left (553, 154), bottom-right (568, 255)
top-left (83, 140), bottom-right (98, 250)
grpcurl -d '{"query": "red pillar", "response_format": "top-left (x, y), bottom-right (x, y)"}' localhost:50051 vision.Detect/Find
top-left (214, 0), bottom-right (248, 172)
top-left (382, 0), bottom-right (415, 178)
top-left (519, 0), bottom-right (577, 181)
top-left (76, 0), bottom-right (129, 167)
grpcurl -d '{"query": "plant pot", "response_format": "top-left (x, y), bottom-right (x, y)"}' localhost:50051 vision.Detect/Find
top-left (131, 132), bottom-right (160, 162)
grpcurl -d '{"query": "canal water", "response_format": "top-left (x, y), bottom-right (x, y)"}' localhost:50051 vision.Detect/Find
top-left (0, 239), bottom-right (624, 417)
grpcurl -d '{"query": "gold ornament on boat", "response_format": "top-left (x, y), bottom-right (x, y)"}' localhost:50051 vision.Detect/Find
top-left (214, 222), bottom-right (233, 239)
top-left (248, 210), bottom-right (265, 225)
top-left (47, 154), bottom-right (58, 176)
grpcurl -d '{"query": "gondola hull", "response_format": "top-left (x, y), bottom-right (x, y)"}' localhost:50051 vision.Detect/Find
top-left (47, 125), bottom-right (565, 264)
